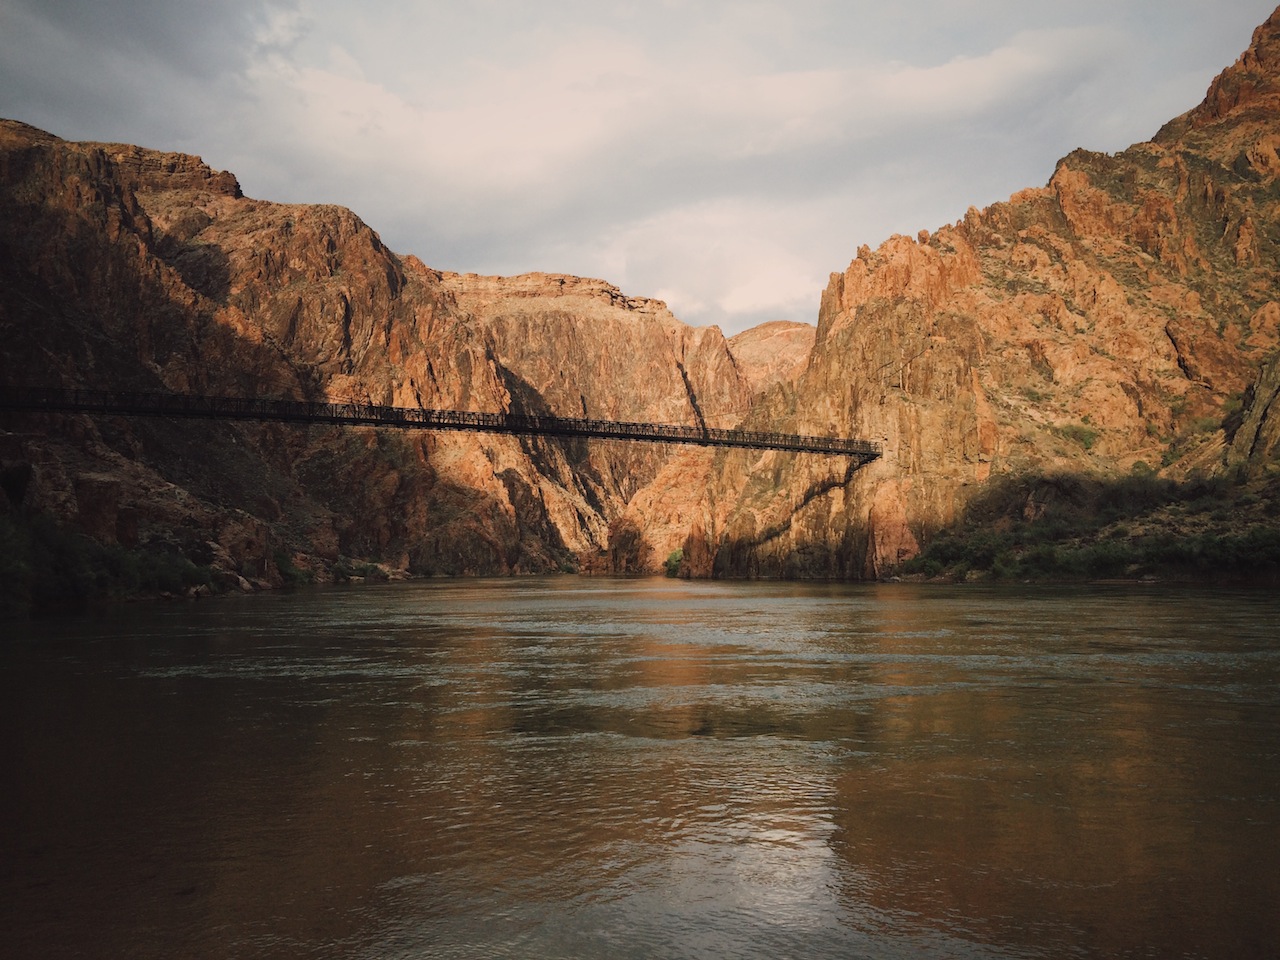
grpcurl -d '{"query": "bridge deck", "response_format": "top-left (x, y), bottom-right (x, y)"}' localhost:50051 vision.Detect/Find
top-left (0, 386), bottom-right (883, 462)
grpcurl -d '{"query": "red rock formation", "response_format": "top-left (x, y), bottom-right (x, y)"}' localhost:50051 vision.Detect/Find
top-left (5, 8), bottom-right (1280, 589)
top-left (727, 321), bottom-right (815, 397)
top-left (0, 119), bottom-right (763, 582)
top-left (696, 7), bottom-right (1280, 577)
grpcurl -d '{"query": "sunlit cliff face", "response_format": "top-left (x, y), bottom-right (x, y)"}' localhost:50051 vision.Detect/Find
top-left (0, 119), bottom-right (780, 580)
top-left (5, 16), bottom-right (1280, 583)
top-left (689, 10), bottom-right (1280, 578)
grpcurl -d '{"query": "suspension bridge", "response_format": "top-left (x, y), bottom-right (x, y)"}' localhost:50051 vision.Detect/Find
top-left (0, 386), bottom-right (883, 464)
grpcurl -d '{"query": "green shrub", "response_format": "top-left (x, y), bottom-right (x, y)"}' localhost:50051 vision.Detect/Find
top-left (0, 512), bottom-right (214, 619)
top-left (919, 558), bottom-right (943, 578)
top-left (991, 550), bottom-right (1019, 580)
top-left (1075, 540), bottom-right (1134, 579)
top-left (1056, 423), bottom-right (1099, 450)
top-left (664, 549), bottom-right (684, 578)
top-left (899, 469), bottom-right (1280, 583)
top-left (1019, 543), bottom-right (1061, 577)
top-left (333, 557), bottom-right (388, 581)
top-left (273, 548), bottom-right (311, 586)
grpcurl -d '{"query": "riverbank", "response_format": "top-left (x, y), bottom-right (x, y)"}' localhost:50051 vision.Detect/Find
top-left (898, 470), bottom-right (1280, 584)
top-left (0, 510), bottom-right (410, 619)
top-left (6, 468), bottom-right (1280, 618)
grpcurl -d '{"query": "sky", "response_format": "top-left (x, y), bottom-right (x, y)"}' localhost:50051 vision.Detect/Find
top-left (1, 1), bottom-right (1277, 334)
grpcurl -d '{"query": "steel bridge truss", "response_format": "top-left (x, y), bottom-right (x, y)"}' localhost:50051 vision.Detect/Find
top-left (0, 386), bottom-right (883, 463)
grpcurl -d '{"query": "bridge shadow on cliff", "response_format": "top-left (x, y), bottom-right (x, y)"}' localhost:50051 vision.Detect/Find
top-left (155, 227), bottom-right (233, 304)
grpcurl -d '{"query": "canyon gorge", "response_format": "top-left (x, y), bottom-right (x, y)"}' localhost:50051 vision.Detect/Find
top-left (4, 8), bottom-right (1280, 608)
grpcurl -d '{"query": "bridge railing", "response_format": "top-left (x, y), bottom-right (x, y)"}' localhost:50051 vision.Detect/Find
top-left (0, 386), bottom-right (883, 461)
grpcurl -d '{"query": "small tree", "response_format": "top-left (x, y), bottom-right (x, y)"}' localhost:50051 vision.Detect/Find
top-left (664, 549), bottom-right (684, 578)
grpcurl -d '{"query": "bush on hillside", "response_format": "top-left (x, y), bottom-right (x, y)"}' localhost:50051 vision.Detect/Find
top-left (900, 470), bottom-right (1280, 583)
top-left (1, 512), bottom-right (213, 619)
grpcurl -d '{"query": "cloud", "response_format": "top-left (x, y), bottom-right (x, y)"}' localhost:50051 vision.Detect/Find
top-left (252, 4), bottom-right (310, 50)
top-left (229, 16), bottom-right (1101, 215)
top-left (3, 0), bottom-right (1277, 333)
top-left (220, 16), bottom-right (1116, 327)
top-left (575, 196), bottom-right (833, 329)
top-left (0, 0), bottom-right (261, 149)
top-left (867, 28), bottom-right (1111, 119)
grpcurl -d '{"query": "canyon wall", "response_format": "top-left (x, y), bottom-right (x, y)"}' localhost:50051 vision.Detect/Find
top-left (4, 8), bottom-right (1280, 592)
top-left (687, 8), bottom-right (1280, 577)
top-left (0, 119), bottom-right (786, 585)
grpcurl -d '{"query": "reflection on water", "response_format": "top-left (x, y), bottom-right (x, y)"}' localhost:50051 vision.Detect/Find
top-left (3, 579), bottom-right (1279, 958)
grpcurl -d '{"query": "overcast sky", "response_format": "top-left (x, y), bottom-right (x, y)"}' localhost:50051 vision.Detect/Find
top-left (2, 1), bottom-right (1276, 333)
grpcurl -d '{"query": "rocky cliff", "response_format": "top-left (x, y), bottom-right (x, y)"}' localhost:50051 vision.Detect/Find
top-left (5, 8), bottom-right (1280, 605)
top-left (689, 7), bottom-right (1280, 578)
top-left (0, 119), bottom-right (772, 597)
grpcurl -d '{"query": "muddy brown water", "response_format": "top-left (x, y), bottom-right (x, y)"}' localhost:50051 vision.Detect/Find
top-left (4, 578), bottom-right (1278, 958)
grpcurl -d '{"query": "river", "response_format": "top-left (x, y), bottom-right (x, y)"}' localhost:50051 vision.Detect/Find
top-left (3, 578), bottom-right (1279, 959)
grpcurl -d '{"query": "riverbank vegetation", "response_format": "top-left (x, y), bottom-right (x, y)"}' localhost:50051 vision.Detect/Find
top-left (7, 468), bottom-right (1279, 619)
top-left (901, 470), bottom-right (1280, 583)
top-left (0, 512), bottom-right (213, 618)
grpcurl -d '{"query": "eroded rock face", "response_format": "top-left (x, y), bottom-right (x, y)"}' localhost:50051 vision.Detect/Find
top-left (1228, 352), bottom-right (1280, 470)
top-left (695, 8), bottom-right (1280, 577)
top-left (5, 10), bottom-right (1280, 587)
top-left (727, 321), bottom-right (815, 397)
top-left (0, 119), bottom-right (763, 580)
